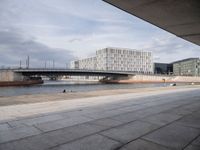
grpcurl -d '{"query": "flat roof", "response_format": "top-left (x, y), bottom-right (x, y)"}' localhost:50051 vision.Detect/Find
top-left (172, 58), bottom-right (199, 64)
top-left (98, 47), bottom-right (152, 53)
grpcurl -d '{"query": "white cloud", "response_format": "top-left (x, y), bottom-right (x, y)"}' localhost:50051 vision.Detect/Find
top-left (0, 0), bottom-right (199, 67)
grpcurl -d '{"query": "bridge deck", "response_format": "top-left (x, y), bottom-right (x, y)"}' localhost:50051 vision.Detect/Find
top-left (12, 68), bottom-right (136, 77)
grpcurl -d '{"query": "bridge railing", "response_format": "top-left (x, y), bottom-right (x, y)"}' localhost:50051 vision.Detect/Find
top-left (12, 68), bottom-right (138, 74)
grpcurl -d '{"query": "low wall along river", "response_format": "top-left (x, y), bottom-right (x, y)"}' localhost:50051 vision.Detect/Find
top-left (105, 75), bottom-right (200, 83)
top-left (0, 70), bottom-right (23, 81)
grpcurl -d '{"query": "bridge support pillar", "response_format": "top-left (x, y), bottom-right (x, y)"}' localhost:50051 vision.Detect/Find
top-left (0, 70), bottom-right (24, 81)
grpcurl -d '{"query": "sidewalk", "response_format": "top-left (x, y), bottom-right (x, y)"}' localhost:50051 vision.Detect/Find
top-left (0, 87), bottom-right (200, 150)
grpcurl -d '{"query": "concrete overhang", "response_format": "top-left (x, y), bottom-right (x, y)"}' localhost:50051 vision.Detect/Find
top-left (103, 0), bottom-right (200, 46)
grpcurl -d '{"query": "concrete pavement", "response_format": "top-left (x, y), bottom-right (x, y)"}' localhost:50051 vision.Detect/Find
top-left (0, 86), bottom-right (200, 150)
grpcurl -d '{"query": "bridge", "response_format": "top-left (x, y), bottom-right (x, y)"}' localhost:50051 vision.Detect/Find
top-left (0, 68), bottom-right (137, 82)
top-left (12, 68), bottom-right (135, 77)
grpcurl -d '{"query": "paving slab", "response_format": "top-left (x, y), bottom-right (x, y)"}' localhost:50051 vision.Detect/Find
top-left (0, 122), bottom-right (109, 150)
top-left (50, 134), bottom-right (121, 150)
top-left (177, 113), bottom-right (200, 129)
top-left (114, 104), bottom-right (148, 113)
top-left (162, 107), bottom-right (192, 116)
top-left (83, 108), bottom-right (132, 120)
top-left (101, 121), bottom-right (159, 143)
top-left (8, 114), bottom-right (64, 127)
top-left (0, 126), bottom-right (41, 144)
top-left (184, 145), bottom-right (200, 150)
top-left (111, 111), bottom-right (145, 123)
top-left (143, 123), bottom-right (200, 150)
top-left (87, 118), bottom-right (124, 128)
top-left (35, 115), bottom-right (92, 132)
top-left (192, 136), bottom-right (200, 146)
top-left (119, 139), bottom-right (170, 150)
top-left (140, 113), bottom-right (182, 126)
top-left (181, 102), bottom-right (200, 112)
top-left (0, 123), bottom-right (10, 131)
top-left (111, 104), bottom-right (177, 124)
top-left (134, 104), bottom-right (177, 117)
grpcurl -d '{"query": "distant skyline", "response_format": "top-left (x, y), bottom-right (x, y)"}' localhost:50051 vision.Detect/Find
top-left (0, 0), bottom-right (200, 68)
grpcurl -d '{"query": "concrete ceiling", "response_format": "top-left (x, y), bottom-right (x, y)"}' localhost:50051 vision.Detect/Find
top-left (103, 0), bottom-right (200, 46)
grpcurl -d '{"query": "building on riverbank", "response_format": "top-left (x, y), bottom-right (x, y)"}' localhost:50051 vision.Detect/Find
top-left (96, 47), bottom-right (153, 73)
top-left (70, 47), bottom-right (153, 74)
top-left (173, 58), bottom-right (200, 76)
top-left (78, 57), bottom-right (97, 70)
top-left (154, 63), bottom-right (173, 75)
top-left (70, 60), bottom-right (79, 69)
top-left (70, 57), bottom-right (97, 70)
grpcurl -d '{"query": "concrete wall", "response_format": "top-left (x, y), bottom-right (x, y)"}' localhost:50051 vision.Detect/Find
top-left (130, 75), bottom-right (200, 83)
top-left (108, 75), bottom-right (200, 83)
top-left (0, 70), bottom-right (23, 81)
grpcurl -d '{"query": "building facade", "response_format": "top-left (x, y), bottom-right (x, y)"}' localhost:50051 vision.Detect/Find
top-left (70, 47), bottom-right (153, 74)
top-left (173, 58), bottom-right (200, 76)
top-left (154, 63), bottom-right (173, 74)
top-left (78, 57), bottom-right (97, 70)
top-left (70, 61), bottom-right (79, 69)
top-left (70, 57), bottom-right (96, 70)
top-left (96, 47), bottom-right (153, 73)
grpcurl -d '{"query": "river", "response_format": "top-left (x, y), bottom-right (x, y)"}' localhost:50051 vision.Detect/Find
top-left (0, 80), bottom-right (189, 97)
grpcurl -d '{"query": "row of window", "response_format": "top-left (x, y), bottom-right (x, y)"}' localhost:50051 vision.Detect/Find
top-left (97, 49), bottom-right (151, 56)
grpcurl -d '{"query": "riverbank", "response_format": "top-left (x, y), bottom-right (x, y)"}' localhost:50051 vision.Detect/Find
top-left (0, 84), bottom-right (199, 106)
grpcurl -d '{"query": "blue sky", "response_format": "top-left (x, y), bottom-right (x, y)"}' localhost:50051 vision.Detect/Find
top-left (0, 0), bottom-right (199, 68)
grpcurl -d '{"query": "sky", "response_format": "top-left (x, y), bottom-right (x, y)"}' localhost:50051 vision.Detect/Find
top-left (0, 0), bottom-right (200, 68)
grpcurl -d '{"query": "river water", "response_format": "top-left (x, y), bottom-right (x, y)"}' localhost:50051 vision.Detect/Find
top-left (0, 80), bottom-right (189, 97)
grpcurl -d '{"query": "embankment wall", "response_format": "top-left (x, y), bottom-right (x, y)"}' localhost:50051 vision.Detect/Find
top-left (108, 75), bottom-right (200, 83)
top-left (0, 70), bottom-right (23, 81)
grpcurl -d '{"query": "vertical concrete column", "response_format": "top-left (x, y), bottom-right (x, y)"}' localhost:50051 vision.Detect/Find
top-left (0, 70), bottom-right (24, 81)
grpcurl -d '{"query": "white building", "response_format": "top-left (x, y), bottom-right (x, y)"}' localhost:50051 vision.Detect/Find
top-left (70, 47), bottom-right (153, 74)
top-left (70, 60), bottom-right (79, 69)
top-left (70, 57), bottom-right (96, 70)
top-left (96, 47), bottom-right (153, 73)
top-left (78, 57), bottom-right (97, 70)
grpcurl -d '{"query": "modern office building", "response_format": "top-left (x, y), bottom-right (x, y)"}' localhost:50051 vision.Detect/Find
top-left (173, 58), bottom-right (200, 76)
top-left (154, 63), bottom-right (173, 74)
top-left (70, 60), bottom-right (79, 69)
top-left (96, 47), bottom-right (153, 73)
top-left (70, 47), bottom-right (153, 74)
top-left (70, 57), bottom-right (96, 70)
top-left (78, 57), bottom-right (97, 70)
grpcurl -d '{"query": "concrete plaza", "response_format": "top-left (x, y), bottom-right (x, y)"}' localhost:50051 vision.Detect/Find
top-left (0, 86), bottom-right (200, 150)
